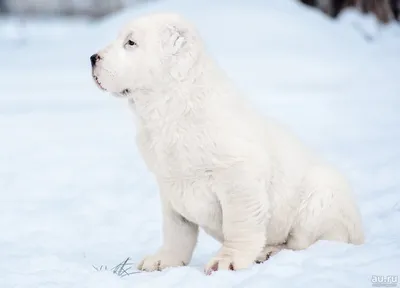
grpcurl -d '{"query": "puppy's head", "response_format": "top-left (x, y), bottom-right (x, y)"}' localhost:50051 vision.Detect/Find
top-left (90, 13), bottom-right (203, 97)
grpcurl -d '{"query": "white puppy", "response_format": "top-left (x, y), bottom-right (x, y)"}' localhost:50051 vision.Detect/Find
top-left (90, 12), bottom-right (364, 273)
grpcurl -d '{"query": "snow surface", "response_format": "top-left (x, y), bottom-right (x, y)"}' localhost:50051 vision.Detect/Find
top-left (1, 0), bottom-right (400, 287)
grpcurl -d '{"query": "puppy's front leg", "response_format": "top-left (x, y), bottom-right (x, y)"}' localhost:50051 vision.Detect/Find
top-left (205, 172), bottom-right (267, 273)
top-left (138, 194), bottom-right (199, 272)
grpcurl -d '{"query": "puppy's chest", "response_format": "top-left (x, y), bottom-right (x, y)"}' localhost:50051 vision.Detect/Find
top-left (165, 177), bottom-right (222, 230)
top-left (142, 123), bottom-right (216, 175)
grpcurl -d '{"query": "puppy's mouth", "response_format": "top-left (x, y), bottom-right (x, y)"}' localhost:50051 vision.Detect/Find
top-left (93, 75), bottom-right (106, 91)
top-left (120, 89), bottom-right (130, 96)
top-left (111, 89), bottom-right (132, 99)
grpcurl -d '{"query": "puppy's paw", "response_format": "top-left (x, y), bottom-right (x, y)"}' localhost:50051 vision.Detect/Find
top-left (137, 251), bottom-right (186, 272)
top-left (255, 245), bottom-right (284, 263)
top-left (204, 252), bottom-right (254, 275)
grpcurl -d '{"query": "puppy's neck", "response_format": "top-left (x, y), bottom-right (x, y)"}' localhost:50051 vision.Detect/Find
top-left (131, 57), bottom-right (229, 127)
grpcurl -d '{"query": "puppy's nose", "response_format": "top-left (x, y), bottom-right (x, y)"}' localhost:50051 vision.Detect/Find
top-left (90, 53), bottom-right (100, 67)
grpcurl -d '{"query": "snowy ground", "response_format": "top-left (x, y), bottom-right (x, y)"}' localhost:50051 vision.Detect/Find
top-left (1, 0), bottom-right (400, 287)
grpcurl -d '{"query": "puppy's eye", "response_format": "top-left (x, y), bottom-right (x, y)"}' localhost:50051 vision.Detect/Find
top-left (126, 40), bottom-right (137, 46)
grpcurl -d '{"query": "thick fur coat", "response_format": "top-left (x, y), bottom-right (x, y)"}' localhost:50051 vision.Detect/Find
top-left (91, 12), bottom-right (364, 273)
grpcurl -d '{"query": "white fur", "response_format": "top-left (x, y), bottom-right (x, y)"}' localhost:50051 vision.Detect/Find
top-left (91, 12), bottom-right (364, 273)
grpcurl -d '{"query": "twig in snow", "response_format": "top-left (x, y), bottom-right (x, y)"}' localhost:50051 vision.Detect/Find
top-left (92, 257), bottom-right (142, 277)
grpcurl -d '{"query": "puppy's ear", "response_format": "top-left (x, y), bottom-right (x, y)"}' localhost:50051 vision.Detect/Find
top-left (162, 23), bottom-right (199, 80)
top-left (163, 24), bottom-right (188, 55)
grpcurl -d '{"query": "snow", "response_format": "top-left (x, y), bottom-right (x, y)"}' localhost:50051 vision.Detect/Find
top-left (1, 0), bottom-right (400, 287)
